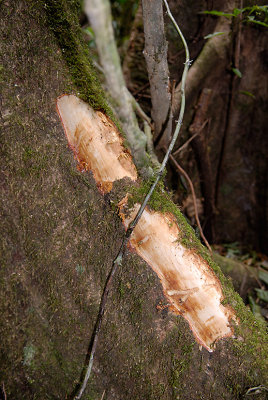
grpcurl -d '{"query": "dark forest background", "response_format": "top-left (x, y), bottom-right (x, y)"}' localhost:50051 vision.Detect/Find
top-left (103, 0), bottom-right (268, 255)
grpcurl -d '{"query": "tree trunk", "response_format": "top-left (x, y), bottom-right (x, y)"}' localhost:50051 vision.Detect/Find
top-left (166, 0), bottom-right (268, 253)
top-left (84, 0), bottom-right (151, 177)
top-left (0, 1), bottom-right (267, 400)
top-left (142, 0), bottom-right (173, 146)
top-left (123, 0), bottom-right (268, 253)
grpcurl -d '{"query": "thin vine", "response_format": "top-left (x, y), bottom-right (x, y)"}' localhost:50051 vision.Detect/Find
top-left (71, 1), bottom-right (190, 398)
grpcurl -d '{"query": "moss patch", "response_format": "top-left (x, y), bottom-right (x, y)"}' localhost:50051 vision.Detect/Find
top-left (38, 0), bottom-right (125, 136)
top-left (127, 178), bottom-right (268, 384)
top-left (40, 0), bottom-right (107, 109)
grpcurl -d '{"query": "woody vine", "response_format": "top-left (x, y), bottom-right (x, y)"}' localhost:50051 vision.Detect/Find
top-left (71, 0), bottom-right (191, 398)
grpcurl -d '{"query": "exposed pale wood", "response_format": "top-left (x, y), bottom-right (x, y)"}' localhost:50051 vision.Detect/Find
top-left (56, 95), bottom-right (137, 193)
top-left (57, 94), bottom-right (238, 352)
top-left (119, 202), bottom-right (237, 351)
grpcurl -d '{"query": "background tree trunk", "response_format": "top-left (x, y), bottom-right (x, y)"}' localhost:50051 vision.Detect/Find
top-left (0, 1), bottom-right (267, 400)
top-left (167, 0), bottom-right (268, 253)
top-left (124, 0), bottom-right (268, 254)
top-left (142, 0), bottom-right (173, 146)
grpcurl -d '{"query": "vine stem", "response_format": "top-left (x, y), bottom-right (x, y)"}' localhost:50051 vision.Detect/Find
top-left (127, 0), bottom-right (190, 231)
top-left (72, 2), bottom-right (190, 398)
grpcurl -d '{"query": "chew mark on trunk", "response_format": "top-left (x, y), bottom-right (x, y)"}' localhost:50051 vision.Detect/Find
top-left (119, 201), bottom-right (237, 351)
top-left (56, 94), bottom-right (238, 352)
top-left (56, 94), bottom-right (137, 193)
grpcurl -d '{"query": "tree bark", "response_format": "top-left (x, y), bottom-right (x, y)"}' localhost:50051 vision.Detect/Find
top-left (159, 0), bottom-right (268, 252)
top-left (188, 88), bottom-right (216, 242)
top-left (0, 1), bottom-right (267, 400)
top-left (142, 0), bottom-right (173, 147)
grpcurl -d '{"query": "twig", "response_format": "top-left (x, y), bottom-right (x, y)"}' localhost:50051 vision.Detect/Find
top-left (132, 81), bottom-right (150, 96)
top-left (172, 119), bottom-right (208, 156)
top-left (71, 2), bottom-right (190, 398)
top-left (244, 263), bottom-right (263, 289)
top-left (154, 80), bottom-right (176, 149)
top-left (93, 45), bottom-right (153, 150)
top-left (1, 383), bottom-right (7, 400)
top-left (135, 93), bottom-right (151, 99)
top-left (129, 92), bottom-right (159, 166)
top-left (239, 270), bottom-right (247, 297)
top-left (172, 132), bottom-right (199, 155)
top-left (245, 385), bottom-right (268, 396)
top-left (144, 121), bottom-right (160, 169)
top-left (234, 0), bottom-right (243, 70)
top-left (92, 60), bottom-right (104, 74)
top-left (91, 46), bottom-right (152, 136)
top-left (167, 150), bottom-right (212, 253)
top-left (72, 240), bottom-right (126, 400)
top-left (125, 0), bottom-right (191, 233)
top-left (91, 51), bottom-right (151, 128)
top-left (129, 91), bottom-right (152, 126)
top-left (100, 389), bottom-right (106, 400)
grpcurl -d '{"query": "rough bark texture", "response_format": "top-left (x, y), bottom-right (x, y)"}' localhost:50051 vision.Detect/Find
top-left (0, 1), bottom-right (267, 400)
top-left (142, 0), bottom-right (173, 146)
top-left (189, 88), bottom-right (215, 242)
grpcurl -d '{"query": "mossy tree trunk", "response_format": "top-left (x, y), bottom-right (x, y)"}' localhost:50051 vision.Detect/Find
top-left (0, 1), bottom-right (267, 400)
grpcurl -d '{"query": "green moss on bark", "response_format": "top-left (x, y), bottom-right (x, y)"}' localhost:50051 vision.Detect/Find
top-left (39, 0), bottom-right (120, 123)
top-left (128, 179), bottom-right (268, 380)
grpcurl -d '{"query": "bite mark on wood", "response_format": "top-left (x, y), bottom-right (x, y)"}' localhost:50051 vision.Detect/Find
top-left (119, 202), bottom-right (237, 351)
top-left (56, 94), bottom-right (137, 193)
top-left (56, 94), bottom-right (238, 352)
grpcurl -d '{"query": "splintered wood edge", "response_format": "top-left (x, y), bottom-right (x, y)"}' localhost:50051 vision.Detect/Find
top-left (56, 94), bottom-right (137, 193)
top-left (119, 200), bottom-right (238, 352)
top-left (56, 94), bottom-right (238, 352)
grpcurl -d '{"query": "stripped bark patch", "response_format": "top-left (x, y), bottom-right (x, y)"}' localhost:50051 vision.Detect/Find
top-left (56, 94), bottom-right (237, 351)
top-left (56, 94), bottom-right (137, 193)
top-left (119, 202), bottom-right (237, 351)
